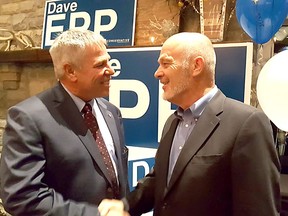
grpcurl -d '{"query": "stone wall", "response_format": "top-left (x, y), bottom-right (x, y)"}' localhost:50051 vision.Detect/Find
top-left (0, 0), bottom-right (45, 49)
top-left (0, 62), bottom-right (56, 146)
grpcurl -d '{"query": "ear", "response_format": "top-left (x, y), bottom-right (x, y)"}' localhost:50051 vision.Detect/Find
top-left (191, 56), bottom-right (204, 77)
top-left (63, 63), bottom-right (77, 82)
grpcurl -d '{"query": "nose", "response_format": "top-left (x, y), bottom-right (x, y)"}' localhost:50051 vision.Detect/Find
top-left (154, 67), bottom-right (162, 79)
top-left (104, 67), bottom-right (115, 76)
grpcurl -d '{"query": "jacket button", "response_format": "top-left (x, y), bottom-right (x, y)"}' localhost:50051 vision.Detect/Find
top-left (162, 202), bottom-right (167, 209)
top-left (107, 187), bottom-right (112, 193)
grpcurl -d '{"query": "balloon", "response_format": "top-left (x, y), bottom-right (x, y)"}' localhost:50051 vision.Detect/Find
top-left (257, 50), bottom-right (288, 131)
top-left (236, 0), bottom-right (288, 44)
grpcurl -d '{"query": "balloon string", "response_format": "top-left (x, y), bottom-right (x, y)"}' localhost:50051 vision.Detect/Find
top-left (257, 44), bottom-right (263, 66)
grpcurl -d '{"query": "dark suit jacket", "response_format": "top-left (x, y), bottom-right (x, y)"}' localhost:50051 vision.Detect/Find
top-left (0, 83), bottom-right (129, 216)
top-left (127, 90), bottom-right (280, 216)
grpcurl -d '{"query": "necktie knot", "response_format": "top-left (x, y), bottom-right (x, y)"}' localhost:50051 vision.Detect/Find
top-left (82, 103), bottom-right (92, 114)
top-left (82, 103), bottom-right (98, 132)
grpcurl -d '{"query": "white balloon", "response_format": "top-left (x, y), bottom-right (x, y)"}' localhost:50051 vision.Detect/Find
top-left (257, 50), bottom-right (288, 131)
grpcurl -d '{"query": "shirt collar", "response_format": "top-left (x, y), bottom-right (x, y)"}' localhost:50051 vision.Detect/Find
top-left (175, 85), bottom-right (218, 120)
top-left (60, 83), bottom-right (95, 112)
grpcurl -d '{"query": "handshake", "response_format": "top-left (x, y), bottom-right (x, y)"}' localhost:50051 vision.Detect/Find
top-left (99, 199), bottom-right (130, 216)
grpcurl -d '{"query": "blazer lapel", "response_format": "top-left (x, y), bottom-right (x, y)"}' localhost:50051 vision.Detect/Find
top-left (156, 115), bottom-right (179, 198)
top-left (167, 91), bottom-right (225, 192)
top-left (96, 99), bottom-right (124, 187)
top-left (50, 84), bottom-right (112, 184)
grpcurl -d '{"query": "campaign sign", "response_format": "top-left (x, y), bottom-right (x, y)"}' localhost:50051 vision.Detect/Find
top-left (127, 146), bottom-right (156, 190)
top-left (41, 0), bottom-right (137, 49)
top-left (108, 43), bottom-right (253, 147)
top-left (107, 44), bottom-right (253, 192)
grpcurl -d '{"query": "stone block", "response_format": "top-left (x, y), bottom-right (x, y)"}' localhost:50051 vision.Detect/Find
top-left (0, 3), bottom-right (19, 15)
top-left (29, 80), bottom-right (52, 96)
top-left (19, 1), bottom-right (35, 13)
top-left (3, 80), bottom-right (20, 90)
top-left (0, 15), bottom-right (12, 25)
top-left (12, 13), bottom-right (26, 27)
top-left (0, 119), bottom-right (6, 128)
top-left (0, 72), bottom-right (20, 82)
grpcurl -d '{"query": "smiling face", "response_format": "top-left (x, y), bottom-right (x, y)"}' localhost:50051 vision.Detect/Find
top-left (154, 33), bottom-right (216, 109)
top-left (63, 45), bottom-right (115, 101)
top-left (154, 40), bottom-right (193, 107)
top-left (76, 45), bottom-right (114, 100)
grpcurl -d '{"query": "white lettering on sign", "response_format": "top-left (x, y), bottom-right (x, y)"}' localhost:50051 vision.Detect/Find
top-left (132, 161), bottom-right (150, 187)
top-left (108, 56), bottom-right (174, 140)
top-left (44, 4), bottom-right (118, 47)
top-left (109, 80), bottom-right (150, 119)
top-left (94, 9), bottom-right (118, 34)
top-left (109, 58), bottom-right (121, 77)
top-left (47, 2), bottom-right (78, 14)
top-left (70, 12), bottom-right (91, 29)
top-left (45, 14), bottom-right (65, 46)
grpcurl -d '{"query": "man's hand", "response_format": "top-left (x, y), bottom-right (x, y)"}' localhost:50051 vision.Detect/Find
top-left (99, 199), bottom-right (129, 216)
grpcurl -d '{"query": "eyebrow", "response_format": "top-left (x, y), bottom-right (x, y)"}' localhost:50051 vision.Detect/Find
top-left (158, 54), bottom-right (174, 63)
top-left (95, 54), bottom-right (111, 63)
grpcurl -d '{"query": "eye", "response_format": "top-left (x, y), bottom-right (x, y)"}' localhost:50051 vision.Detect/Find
top-left (162, 62), bottom-right (170, 67)
top-left (94, 61), bottom-right (105, 68)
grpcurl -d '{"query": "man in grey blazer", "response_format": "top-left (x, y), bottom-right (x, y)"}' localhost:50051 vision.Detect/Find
top-left (100, 32), bottom-right (281, 216)
top-left (0, 29), bottom-right (129, 216)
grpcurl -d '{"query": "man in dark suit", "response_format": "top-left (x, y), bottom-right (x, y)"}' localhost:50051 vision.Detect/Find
top-left (100, 32), bottom-right (281, 216)
top-left (0, 29), bottom-right (130, 216)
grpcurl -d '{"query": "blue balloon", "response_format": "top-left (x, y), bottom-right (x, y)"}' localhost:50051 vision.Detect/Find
top-left (236, 0), bottom-right (288, 44)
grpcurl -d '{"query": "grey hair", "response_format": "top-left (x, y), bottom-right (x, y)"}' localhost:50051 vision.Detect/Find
top-left (49, 29), bottom-right (107, 79)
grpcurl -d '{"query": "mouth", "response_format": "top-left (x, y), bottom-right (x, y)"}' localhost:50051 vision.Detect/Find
top-left (102, 80), bottom-right (110, 87)
top-left (160, 81), bottom-right (168, 91)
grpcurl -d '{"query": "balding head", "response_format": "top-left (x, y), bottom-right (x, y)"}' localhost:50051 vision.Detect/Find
top-left (163, 32), bottom-right (216, 77)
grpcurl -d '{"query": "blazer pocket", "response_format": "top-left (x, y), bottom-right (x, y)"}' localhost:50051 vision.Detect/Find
top-left (191, 154), bottom-right (223, 164)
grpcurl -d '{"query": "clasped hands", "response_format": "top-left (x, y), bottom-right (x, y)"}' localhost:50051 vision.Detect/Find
top-left (99, 199), bottom-right (130, 216)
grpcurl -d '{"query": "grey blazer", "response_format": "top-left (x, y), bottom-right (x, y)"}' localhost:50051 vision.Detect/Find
top-left (127, 90), bottom-right (280, 216)
top-left (0, 82), bottom-right (129, 216)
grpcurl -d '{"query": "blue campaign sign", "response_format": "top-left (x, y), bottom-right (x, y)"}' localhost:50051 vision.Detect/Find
top-left (108, 44), bottom-right (253, 151)
top-left (108, 47), bottom-right (160, 149)
top-left (128, 156), bottom-right (155, 190)
top-left (41, 0), bottom-right (136, 49)
top-left (214, 43), bottom-right (252, 104)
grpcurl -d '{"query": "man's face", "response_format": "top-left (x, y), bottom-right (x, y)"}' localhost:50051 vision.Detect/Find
top-left (154, 42), bottom-right (192, 106)
top-left (75, 46), bottom-right (114, 101)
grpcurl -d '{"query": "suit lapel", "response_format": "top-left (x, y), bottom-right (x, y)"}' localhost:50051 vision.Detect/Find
top-left (51, 84), bottom-right (113, 184)
top-left (166, 91), bottom-right (225, 193)
top-left (97, 99), bottom-right (120, 154)
top-left (96, 99), bottom-right (123, 186)
top-left (156, 116), bottom-right (179, 198)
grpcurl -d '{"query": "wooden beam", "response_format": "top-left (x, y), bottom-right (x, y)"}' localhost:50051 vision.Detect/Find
top-left (0, 49), bottom-right (52, 63)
